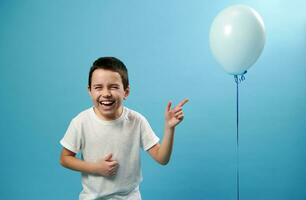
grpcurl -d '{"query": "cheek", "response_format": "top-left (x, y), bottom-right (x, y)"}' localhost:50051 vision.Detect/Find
top-left (90, 91), bottom-right (100, 99)
top-left (117, 91), bottom-right (126, 99)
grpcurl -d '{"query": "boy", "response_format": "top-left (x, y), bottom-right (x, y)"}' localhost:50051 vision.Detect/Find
top-left (60, 57), bottom-right (188, 200)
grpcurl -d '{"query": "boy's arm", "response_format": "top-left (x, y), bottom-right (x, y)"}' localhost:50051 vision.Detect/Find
top-left (148, 99), bottom-right (188, 165)
top-left (60, 147), bottom-right (118, 177)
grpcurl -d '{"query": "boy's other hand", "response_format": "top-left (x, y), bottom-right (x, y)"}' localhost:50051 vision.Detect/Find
top-left (165, 98), bottom-right (189, 129)
top-left (94, 153), bottom-right (119, 177)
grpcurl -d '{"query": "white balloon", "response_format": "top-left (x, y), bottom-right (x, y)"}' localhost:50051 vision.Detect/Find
top-left (210, 5), bottom-right (266, 75)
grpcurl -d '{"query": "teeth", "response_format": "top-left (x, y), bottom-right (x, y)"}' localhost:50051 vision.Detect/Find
top-left (100, 101), bottom-right (115, 106)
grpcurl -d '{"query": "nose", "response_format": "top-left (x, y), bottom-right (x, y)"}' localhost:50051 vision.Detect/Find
top-left (101, 88), bottom-right (111, 97)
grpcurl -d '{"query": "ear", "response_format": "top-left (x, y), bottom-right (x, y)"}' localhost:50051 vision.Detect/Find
top-left (124, 86), bottom-right (130, 100)
top-left (87, 86), bottom-right (92, 97)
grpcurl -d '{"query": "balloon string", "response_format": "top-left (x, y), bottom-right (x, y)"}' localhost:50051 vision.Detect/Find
top-left (234, 71), bottom-right (246, 200)
top-left (236, 77), bottom-right (240, 200)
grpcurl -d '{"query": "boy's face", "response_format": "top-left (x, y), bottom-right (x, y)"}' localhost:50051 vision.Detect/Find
top-left (88, 69), bottom-right (130, 121)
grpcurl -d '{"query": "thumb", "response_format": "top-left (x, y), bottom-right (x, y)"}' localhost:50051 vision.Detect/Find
top-left (104, 153), bottom-right (113, 161)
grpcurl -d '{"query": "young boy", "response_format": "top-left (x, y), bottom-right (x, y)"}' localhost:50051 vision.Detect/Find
top-left (60, 57), bottom-right (188, 200)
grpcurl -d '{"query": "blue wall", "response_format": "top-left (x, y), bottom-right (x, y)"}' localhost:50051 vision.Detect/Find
top-left (1, 0), bottom-right (305, 199)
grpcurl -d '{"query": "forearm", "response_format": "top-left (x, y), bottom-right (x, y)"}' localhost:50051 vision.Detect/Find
top-left (157, 126), bottom-right (175, 165)
top-left (61, 155), bottom-right (97, 174)
top-left (150, 98), bottom-right (188, 165)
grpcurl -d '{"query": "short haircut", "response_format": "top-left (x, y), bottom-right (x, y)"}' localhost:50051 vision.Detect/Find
top-left (88, 57), bottom-right (129, 90)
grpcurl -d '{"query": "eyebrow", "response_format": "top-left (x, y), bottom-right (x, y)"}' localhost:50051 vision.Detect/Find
top-left (92, 83), bottom-right (120, 87)
top-left (92, 84), bottom-right (102, 87)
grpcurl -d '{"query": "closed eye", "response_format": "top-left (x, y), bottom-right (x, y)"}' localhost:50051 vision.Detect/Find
top-left (94, 86), bottom-right (102, 90)
top-left (109, 85), bottom-right (119, 89)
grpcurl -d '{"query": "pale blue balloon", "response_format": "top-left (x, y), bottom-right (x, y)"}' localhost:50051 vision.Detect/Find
top-left (210, 5), bottom-right (266, 75)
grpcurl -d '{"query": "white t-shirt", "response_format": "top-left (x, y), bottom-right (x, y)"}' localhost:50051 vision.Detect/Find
top-left (60, 107), bottom-right (159, 200)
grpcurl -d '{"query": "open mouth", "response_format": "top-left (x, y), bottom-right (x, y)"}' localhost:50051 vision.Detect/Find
top-left (99, 100), bottom-right (115, 107)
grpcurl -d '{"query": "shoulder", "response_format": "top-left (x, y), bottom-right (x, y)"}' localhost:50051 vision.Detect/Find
top-left (124, 107), bottom-right (148, 123)
top-left (70, 107), bottom-right (93, 126)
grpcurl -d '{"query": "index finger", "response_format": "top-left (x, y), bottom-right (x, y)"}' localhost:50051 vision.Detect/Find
top-left (178, 98), bottom-right (189, 107)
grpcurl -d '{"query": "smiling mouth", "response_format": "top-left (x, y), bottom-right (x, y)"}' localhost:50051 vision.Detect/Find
top-left (99, 100), bottom-right (115, 107)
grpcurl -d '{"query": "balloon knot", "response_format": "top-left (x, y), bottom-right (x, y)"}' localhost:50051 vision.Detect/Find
top-left (234, 71), bottom-right (247, 84)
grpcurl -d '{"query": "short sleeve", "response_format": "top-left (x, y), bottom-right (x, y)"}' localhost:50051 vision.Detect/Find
top-left (139, 115), bottom-right (160, 151)
top-left (60, 119), bottom-right (82, 153)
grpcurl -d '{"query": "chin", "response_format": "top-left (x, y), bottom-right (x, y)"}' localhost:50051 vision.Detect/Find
top-left (96, 106), bottom-right (121, 120)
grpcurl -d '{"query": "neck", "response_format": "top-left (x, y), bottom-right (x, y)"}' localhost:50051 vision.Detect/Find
top-left (93, 106), bottom-right (123, 121)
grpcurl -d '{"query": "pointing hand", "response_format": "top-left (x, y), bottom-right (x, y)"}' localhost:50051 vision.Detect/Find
top-left (165, 98), bottom-right (189, 129)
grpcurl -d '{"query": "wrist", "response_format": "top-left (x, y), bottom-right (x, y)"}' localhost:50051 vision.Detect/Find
top-left (89, 162), bottom-right (100, 175)
top-left (165, 124), bottom-right (175, 132)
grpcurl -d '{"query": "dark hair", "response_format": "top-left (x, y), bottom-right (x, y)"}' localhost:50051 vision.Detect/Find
top-left (88, 57), bottom-right (129, 90)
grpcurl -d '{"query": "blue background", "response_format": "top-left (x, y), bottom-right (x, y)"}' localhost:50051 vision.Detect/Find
top-left (1, 0), bottom-right (305, 199)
